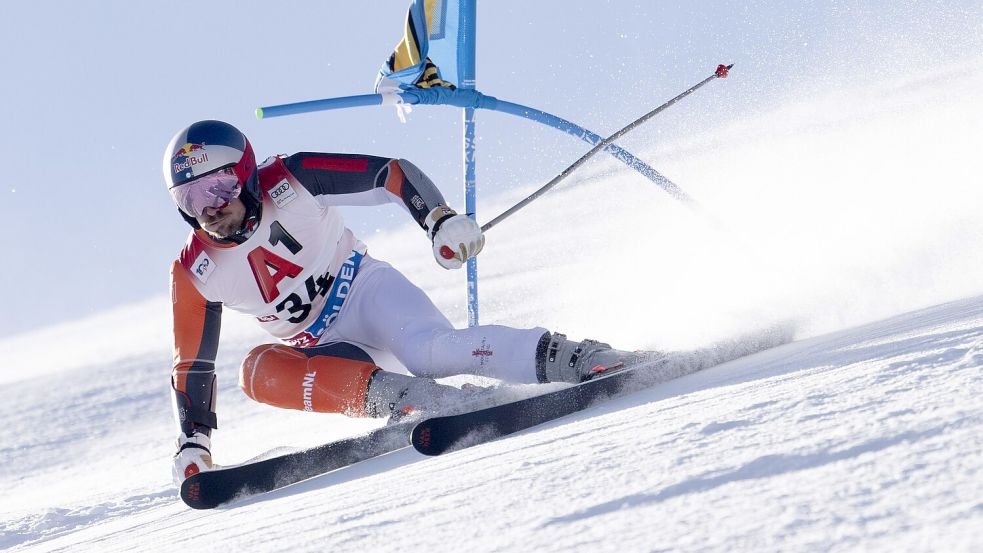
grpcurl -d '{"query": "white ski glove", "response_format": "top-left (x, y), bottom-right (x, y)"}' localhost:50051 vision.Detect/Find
top-left (172, 432), bottom-right (213, 485)
top-left (426, 206), bottom-right (485, 270)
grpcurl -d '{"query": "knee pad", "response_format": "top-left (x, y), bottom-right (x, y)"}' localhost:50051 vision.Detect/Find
top-left (240, 343), bottom-right (379, 416)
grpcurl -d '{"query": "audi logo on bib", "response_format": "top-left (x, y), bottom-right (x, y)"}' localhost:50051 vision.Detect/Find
top-left (268, 179), bottom-right (298, 208)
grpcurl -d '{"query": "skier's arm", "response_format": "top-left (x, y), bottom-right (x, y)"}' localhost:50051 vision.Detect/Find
top-left (282, 153), bottom-right (447, 231)
top-left (170, 261), bottom-right (221, 477)
top-left (283, 153), bottom-right (484, 268)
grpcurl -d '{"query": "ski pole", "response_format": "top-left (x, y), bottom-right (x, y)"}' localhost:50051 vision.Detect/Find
top-left (480, 64), bottom-right (733, 233)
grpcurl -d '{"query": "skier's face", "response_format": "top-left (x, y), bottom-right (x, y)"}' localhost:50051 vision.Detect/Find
top-left (196, 197), bottom-right (246, 239)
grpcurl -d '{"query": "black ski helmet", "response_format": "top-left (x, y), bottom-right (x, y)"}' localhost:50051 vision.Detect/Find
top-left (162, 120), bottom-right (260, 229)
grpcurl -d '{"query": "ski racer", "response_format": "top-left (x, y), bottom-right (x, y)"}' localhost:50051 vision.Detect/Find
top-left (165, 120), bottom-right (642, 483)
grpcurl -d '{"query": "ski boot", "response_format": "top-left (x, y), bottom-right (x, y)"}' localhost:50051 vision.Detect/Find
top-left (535, 332), bottom-right (653, 383)
top-left (365, 371), bottom-right (498, 423)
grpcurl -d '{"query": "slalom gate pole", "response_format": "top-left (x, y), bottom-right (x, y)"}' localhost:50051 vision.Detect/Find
top-left (461, 0), bottom-right (479, 327)
top-left (480, 64), bottom-right (732, 233)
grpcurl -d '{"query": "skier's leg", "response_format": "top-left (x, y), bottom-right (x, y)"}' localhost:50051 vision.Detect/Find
top-left (332, 256), bottom-right (651, 383)
top-left (332, 256), bottom-right (547, 383)
top-left (239, 340), bottom-right (489, 419)
top-left (239, 342), bottom-right (379, 416)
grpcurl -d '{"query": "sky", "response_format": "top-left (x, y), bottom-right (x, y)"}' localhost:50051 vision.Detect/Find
top-left (0, 0), bottom-right (980, 337)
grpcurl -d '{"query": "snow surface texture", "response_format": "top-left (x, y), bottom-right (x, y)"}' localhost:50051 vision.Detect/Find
top-left (2, 59), bottom-right (982, 551)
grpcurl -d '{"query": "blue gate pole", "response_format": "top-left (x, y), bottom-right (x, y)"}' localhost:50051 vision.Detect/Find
top-left (461, 0), bottom-right (479, 327)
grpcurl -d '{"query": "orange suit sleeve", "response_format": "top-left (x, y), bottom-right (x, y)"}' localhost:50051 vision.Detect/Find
top-left (170, 260), bottom-right (222, 434)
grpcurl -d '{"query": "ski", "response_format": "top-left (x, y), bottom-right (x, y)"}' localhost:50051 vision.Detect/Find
top-left (412, 329), bottom-right (791, 456)
top-left (411, 362), bottom-right (652, 456)
top-left (180, 420), bottom-right (414, 509)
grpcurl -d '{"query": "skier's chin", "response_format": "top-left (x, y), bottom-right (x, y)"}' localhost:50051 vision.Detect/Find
top-left (202, 217), bottom-right (241, 239)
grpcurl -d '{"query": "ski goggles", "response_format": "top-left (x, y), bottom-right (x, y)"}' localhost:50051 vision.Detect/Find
top-left (169, 167), bottom-right (242, 218)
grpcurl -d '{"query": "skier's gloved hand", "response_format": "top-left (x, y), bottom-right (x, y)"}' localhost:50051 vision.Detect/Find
top-left (172, 431), bottom-right (213, 485)
top-left (426, 206), bottom-right (485, 270)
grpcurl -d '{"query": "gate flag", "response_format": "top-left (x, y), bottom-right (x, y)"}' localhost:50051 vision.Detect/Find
top-left (376, 0), bottom-right (464, 91)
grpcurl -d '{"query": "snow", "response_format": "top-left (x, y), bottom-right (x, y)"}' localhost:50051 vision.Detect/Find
top-left (2, 58), bottom-right (982, 551)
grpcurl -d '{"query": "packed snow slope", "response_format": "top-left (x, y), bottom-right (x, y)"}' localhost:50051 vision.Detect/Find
top-left (2, 59), bottom-right (982, 551)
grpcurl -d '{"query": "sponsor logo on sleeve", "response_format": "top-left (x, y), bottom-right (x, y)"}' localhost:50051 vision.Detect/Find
top-left (191, 251), bottom-right (215, 284)
top-left (268, 179), bottom-right (298, 208)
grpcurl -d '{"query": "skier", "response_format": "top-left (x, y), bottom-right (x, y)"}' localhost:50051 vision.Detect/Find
top-left (165, 120), bottom-right (642, 483)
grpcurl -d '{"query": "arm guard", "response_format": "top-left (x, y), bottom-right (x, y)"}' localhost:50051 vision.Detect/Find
top-left (172, 377), bottom-right (217, 435)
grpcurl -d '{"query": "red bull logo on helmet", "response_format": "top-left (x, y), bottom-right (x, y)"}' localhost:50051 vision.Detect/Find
top-left (171, 143), bottom-right (209, 175)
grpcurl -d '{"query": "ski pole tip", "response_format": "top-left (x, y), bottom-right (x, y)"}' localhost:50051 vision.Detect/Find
top-left (715, 64), bottom-right (733, 78)
top-left (255, 107), bottom-right (264, 120)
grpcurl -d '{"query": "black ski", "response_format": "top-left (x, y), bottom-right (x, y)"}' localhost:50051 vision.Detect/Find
top-left (180, 420), bottom-right (414, 509)
top-left (411, 363), bottom-right (648, 456)
top-left (412, 329), bottom-right (792, 456)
